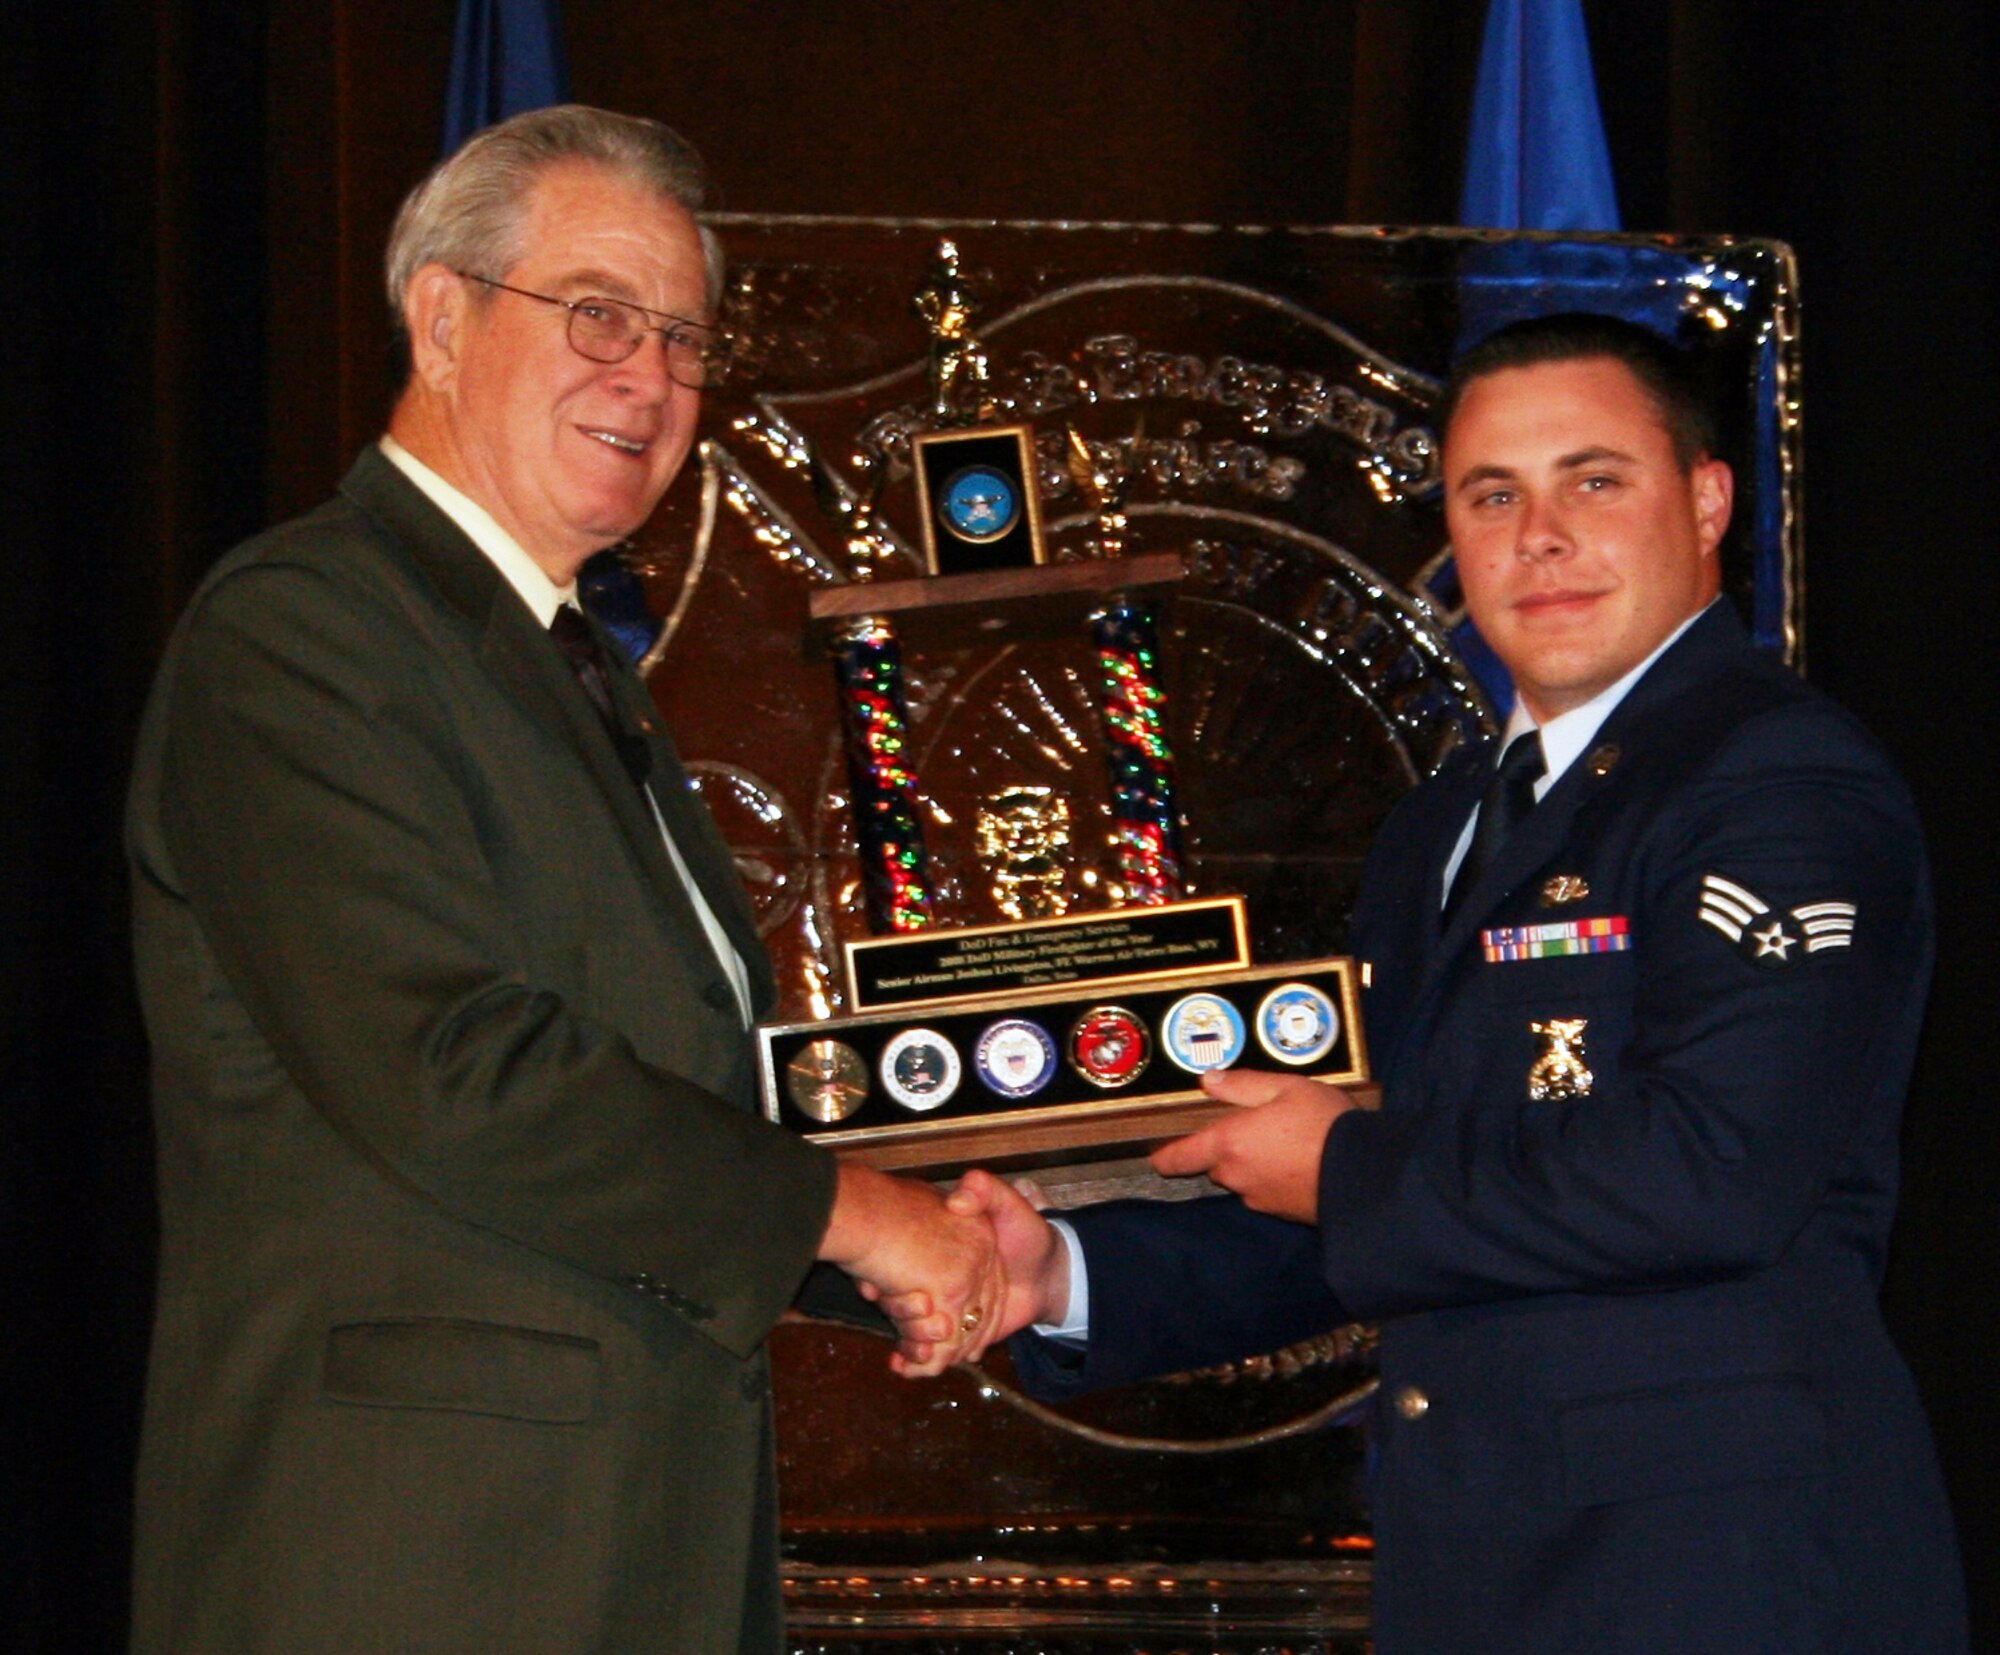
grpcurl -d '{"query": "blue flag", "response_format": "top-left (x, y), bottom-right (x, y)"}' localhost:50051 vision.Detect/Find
top-left (442, 0), bottom-right (570, 155)
top-left (1460, 0), bottom-right (1619, 231)
top-left (1444, 0), bottom-right (1622, 715)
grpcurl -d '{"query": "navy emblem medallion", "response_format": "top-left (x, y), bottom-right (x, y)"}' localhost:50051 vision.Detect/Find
top-left (975, 1017), bottom-right (1060, 1098)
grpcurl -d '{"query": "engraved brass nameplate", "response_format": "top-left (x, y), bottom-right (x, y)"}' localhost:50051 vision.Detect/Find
top-left (844, 896), bottom-right (1248, 1013)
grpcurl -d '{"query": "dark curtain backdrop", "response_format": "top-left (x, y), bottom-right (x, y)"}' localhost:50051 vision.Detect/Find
top-left (6, 4), bottom-right (1992, 1650)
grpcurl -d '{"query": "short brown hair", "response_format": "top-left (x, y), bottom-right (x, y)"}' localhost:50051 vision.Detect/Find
top-left (1439, 312), bottom-right (1717, 471)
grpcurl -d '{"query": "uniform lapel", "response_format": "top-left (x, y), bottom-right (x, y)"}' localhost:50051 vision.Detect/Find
top-left (1399, 602), bottom-right (1749, 1045)
top-left (1431, 752), bottom-right (1597, 965)
top-left (1357, 749), bottom-right (1490, 1097)
top-left (1418, 755), bottom-right (1496, 952)
top-left (1390, 755), bottom-right (1605, 1079)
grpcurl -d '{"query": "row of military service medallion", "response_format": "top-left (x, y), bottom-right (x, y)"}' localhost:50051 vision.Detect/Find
top-left (782, 979), bottom-right (1345, 1127)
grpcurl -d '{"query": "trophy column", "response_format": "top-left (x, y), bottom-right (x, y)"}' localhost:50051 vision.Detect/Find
top-left (828, 615), bottom-right (936, 934)
top-left (1089, 592), bottom-right (1185, 906)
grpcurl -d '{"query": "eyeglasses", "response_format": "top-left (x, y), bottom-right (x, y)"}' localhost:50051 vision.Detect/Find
top-left (456, 272), bottom-right (731, 388)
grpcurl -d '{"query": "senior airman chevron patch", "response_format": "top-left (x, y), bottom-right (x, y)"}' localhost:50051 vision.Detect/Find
top-left (1697, 872), bottom-right (1766, 940)
top-left (1791, 901), bottom-right (1858, 953)
top-left (1698, 874), bottom-right (1855, 967)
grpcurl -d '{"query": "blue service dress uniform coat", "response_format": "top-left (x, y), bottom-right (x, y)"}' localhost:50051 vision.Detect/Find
top-left (125, 448), bottom-right (843, 1655)
top-left (1013, 603), bottom-right (1966, 1654)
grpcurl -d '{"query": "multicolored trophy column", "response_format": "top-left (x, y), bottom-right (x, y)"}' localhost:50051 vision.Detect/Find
top-left (829, 617), bottom-right (936, 934)
top-left (1089, 594), bottom-right (1185, 904)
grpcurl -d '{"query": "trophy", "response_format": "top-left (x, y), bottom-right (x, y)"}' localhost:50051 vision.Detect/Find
top-left (756, 240), bottom-right (1370, 1176)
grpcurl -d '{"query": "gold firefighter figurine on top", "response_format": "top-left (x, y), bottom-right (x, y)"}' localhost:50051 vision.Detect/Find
top-left (913, 239), bottom-right (994, 427)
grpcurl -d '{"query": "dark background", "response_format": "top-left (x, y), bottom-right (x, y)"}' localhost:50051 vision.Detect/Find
top-left (5, 2), bottom-right (1992, 1648)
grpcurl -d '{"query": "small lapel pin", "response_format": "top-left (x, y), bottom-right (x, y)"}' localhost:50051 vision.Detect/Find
top-left (1586, 744), bottom-right (1620, 777)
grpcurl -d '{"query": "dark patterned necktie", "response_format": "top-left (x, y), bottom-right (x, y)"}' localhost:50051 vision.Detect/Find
top-left (549, 605), bottom-right (650, 787)
top-left (1444, 729), bottom-right (1546, 921)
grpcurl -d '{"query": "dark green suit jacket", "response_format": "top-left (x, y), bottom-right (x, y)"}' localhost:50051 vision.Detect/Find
top-left (126, 447), bottom-right (837, 1654)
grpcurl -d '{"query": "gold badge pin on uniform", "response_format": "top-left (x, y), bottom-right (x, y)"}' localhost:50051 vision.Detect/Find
top-left (1528, 1018), bottom-right (1593, 1100)
top-left (1540, 873), bottom-right (1590, 906)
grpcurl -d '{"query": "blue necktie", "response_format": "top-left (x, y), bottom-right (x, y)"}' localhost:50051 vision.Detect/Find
top-left (550, 605), bottom-right (651, 788)
top-left (1445, 730), bottom-right (1546, 920)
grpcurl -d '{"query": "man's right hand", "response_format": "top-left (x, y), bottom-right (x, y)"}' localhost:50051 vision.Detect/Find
top-left (816, 1163), bottom-right (1005, 1378)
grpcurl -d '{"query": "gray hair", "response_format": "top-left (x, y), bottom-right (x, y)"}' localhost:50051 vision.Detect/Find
top-left (385, 104), bottom-right (724, 362)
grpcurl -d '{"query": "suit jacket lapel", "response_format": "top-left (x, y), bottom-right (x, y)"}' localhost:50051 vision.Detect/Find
top-left (337, 450), bottom-right (725, 964)
top-left (599, 642), bottom-right (779, 1018)
top-left (480, 600), bottom-right (696, 906)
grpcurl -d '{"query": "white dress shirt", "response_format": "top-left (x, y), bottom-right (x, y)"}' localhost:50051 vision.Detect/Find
top-left (379, 436), bottom-right (753, 1026)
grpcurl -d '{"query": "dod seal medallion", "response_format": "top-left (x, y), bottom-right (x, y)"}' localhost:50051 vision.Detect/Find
top-left (1162, 992), bottom-right (1247, 1075)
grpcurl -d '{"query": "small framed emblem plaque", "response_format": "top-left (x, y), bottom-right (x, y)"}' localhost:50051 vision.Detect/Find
top-left (911, 423), bottom-right (1047, 576)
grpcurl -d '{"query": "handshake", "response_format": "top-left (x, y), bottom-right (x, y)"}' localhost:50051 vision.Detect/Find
top-left (814, 1161), bottom-right (1064, 1376)
top-left (812, 1067), bottom-right (1358, 1376)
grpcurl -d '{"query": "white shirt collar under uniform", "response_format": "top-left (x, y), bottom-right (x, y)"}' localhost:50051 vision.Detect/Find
top-left (1442, 599), bottom-right (1717, 900)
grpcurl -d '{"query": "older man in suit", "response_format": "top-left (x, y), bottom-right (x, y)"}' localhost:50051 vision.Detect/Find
top-left (126, 106), bottom-right (997, 1655)
top-left (954, 314), bottom-right (1967, 1653)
